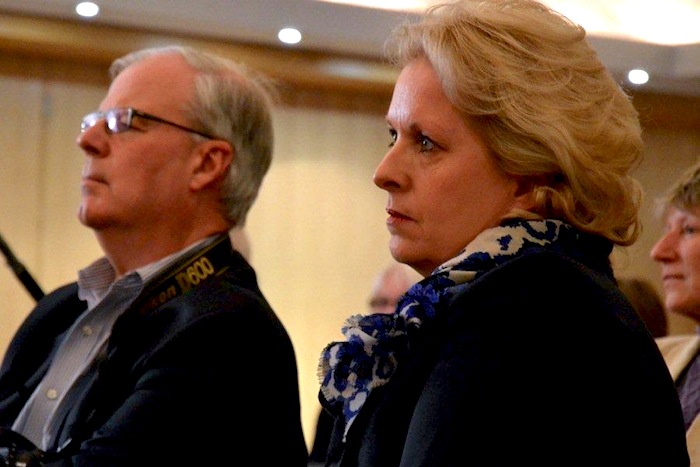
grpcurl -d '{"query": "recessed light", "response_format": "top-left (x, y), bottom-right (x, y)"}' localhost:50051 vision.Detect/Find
top-left (278, 27), bottom-right (302, 45)
top-left (75, 2), bottom-right (100, 18)
top-left (627, 69), bottom-right (649, 85)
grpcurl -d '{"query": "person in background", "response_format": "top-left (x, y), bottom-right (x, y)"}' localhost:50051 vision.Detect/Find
top-left (309, 262), bottom-right (420, 465)
top-left (317, 1), bottom-right (688, 465)
top-left (230, 226), bottom-right (252, 262)
top-left (367, 263), bottom-right (422, 315)
top-left (617, 277), bottom-right (669, 338)
top-left (651, 162), bottom-right (700, 466)
top-left (0, 45), bottom-right (307, 466)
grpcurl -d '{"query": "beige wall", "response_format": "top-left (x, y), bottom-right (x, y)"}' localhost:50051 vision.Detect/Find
top-left (0, 71), bottom-right (397, 449)
top-left (1, 17), bottom-right (699, 449)
top-left (613, 127), bottom-right (700, 334)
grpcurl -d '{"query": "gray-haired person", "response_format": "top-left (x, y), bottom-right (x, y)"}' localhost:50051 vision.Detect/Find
top-left (0, 46), bottom-right (307, 466)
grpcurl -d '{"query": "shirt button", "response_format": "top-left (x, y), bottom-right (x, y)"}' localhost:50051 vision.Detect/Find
top-left (82, 325), bottom-right (93, 336)
top-left (46, 389), bottom-right (58, 400)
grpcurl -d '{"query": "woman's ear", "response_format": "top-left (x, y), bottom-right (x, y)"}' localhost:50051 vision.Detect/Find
top-left (513, 178), bottom-right (537, 212)
top-left (190, 140), bottom-right (233, 191)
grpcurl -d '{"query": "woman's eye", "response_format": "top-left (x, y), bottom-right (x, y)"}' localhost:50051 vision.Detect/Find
top-left (681, 225), bottom-right (698, 235)
top-left (419, 136), bottom-right (435, 153)
top-left (388, 129), bottom-right (397, 147)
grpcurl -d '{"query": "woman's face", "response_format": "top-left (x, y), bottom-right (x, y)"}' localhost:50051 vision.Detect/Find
top-left (374, 57), bottom-right (529, 277)
top-left (651, 206), bottom-right (700, 321)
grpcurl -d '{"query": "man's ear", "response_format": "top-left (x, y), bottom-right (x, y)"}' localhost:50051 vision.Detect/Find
top-left (190, 140), bottom-right (233, 191)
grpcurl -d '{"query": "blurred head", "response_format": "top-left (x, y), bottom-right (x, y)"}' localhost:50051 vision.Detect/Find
top-left (651, 163), bottom-right (700, 321)
top-left (617, 277), bottom-right (668, 338)
top-left (368, 263), bottom-right (421, 314)
top-left (378, 0), bottom-right (642, 274)
top-left (229, 226), bottom-right (252, 262)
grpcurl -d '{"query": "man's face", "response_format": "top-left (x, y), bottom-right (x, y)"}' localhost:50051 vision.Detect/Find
top-left (76, 54), bottom-right (202, 237)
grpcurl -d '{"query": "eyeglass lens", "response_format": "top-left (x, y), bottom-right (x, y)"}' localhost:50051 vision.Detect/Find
top-left (81, 109), bottom-right (132, 134)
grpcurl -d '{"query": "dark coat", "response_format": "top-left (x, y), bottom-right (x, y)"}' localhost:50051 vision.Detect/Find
top-left (0, 239), bottom-right (308, 466)
top-left (324, 249), bottom-right (689, 466)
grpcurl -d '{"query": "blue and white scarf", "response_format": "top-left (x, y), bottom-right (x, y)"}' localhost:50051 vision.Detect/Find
top-left (318, 218), bottom-right (586, 440)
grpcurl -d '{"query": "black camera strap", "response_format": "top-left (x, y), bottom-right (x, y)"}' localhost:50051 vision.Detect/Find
top-left (0, 233), bottom-right (236, 465)
top-left (134, 233), bottom-right (234, 315)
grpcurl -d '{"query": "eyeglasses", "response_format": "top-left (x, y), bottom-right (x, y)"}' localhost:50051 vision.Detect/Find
top-left (80, 107), bottom-right (216, 140)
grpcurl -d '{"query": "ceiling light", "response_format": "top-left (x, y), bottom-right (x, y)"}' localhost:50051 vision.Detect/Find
top-left (317, 0), bottom-right (700, 46)
top-left (543, 0), bottom-right (700, 45)
top-left (75, 2), bottom-right (99, 18)
top-left (278, 28), bottom-right (302, 45)
top-left (627, 69), bottom-right (649, 85)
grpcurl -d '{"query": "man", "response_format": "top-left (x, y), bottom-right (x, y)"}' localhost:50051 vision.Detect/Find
top-left (0, 46), bottom-right (307, 466)
top-left (367, 263), bottom-right (421, 315)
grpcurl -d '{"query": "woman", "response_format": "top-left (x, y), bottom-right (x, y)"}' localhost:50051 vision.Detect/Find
top-left (318, 1), bottom-right (688, 465)
top-left (652, 162), bottom-right (700, 466)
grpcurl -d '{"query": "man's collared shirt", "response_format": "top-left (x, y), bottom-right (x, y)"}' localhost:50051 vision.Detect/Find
top-left (12, 236), bottom-right (215, 450)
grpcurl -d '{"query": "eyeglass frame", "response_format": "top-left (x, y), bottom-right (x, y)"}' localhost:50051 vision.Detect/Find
top-left (80, 107), bottom-right (217, 140)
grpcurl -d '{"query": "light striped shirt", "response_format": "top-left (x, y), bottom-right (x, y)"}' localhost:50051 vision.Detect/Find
top-left (12, 237), bottom-right (214, 450)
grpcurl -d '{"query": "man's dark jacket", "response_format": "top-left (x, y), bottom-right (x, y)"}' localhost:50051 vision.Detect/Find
top-left (0, 236), bottom-right (308, 466)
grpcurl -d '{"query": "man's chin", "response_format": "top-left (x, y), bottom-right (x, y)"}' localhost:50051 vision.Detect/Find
top-left (77, 205), bottom-right (109, 230)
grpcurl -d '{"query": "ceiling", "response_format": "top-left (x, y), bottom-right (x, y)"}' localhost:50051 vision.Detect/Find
top-left (0, 0), bottom-right (699, 97)
top-left (324, 0), bottom-right (700, 46)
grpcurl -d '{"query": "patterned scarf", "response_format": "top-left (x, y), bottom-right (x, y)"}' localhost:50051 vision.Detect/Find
top-left (318, 218), bottom-right (588, 440)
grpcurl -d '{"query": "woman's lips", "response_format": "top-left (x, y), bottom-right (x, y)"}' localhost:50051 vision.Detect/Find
top-left (386, 209), bottom-right (412, 227)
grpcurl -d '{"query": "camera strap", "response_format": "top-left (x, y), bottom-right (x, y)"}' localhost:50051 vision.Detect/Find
top-left (1, 233), bottom-right (237, 465)
top-left (134, 232), bottom-right (234, 315)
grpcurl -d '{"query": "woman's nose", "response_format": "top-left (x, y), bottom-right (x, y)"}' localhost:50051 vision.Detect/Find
top-left (650, 231), bottom-right (675, 262)
top-left (373, 145), bottom-right (403, 191)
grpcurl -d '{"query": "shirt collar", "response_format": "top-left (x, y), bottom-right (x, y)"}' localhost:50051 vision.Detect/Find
top-left (77, 235), bottom-right (219, 309)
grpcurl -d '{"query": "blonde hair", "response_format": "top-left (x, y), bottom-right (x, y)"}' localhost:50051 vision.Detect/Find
top-left (385, 0), bottom-right (643, 245)
top-left (657, 161), bottom-right (700, 215)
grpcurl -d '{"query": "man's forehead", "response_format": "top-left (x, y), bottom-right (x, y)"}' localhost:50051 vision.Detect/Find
top-left (104, 54), bottom-right (196, 111)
